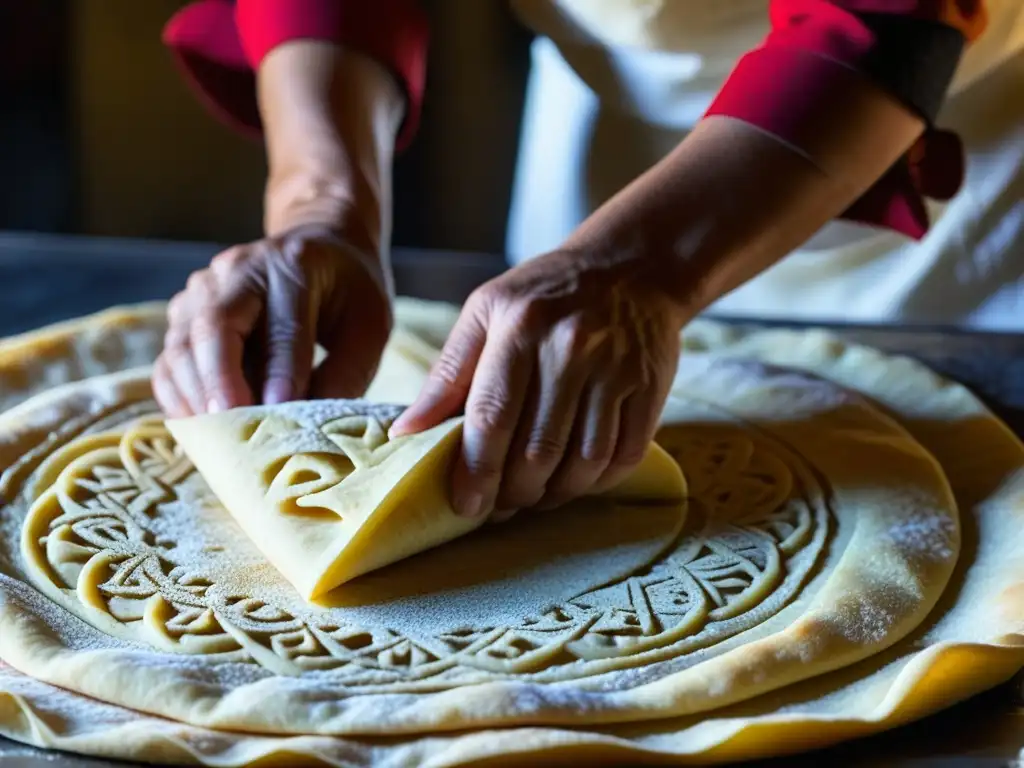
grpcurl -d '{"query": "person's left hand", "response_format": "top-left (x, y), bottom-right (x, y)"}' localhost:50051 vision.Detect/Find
top-left (388, 248), bottom-right (688, 521)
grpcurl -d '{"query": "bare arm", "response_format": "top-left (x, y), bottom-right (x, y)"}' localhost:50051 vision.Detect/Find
top-left (155, 42), bottom-right (407, 417)
top-left (562, 87), bottom-right (925, 317)
top-left (390, 43), bottom-right (934, 519)
top-left (257, 40), bottom-right (404, 258)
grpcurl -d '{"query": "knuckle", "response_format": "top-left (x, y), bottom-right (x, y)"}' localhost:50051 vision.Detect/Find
top-left (547, 454), bottom-right (605, 501)
top-left (580, 437), bottom-right (615, 465)
top-left (161, 348), bottom-right (193, 371)
top-left (184, 269), bottom-right (213, 295)
top-left (162, 327), bottom-right (190, 354)
top-left (461, 454), bottom-right (503, 484)
top-left (189, 308), bottom-right (230, 342)
top-left (211, 244), bottom-right (249, 269)
top-left (265, 315), bottom-right (305, 347)
top-left (264, 337), bottom-right (312, 382)
top-left (613, 443), bottom-right (647, 470)
top-left (506, 301), bottom-right (544, 336)
top-left (152, 354), bottom-right (169, 380)
top-left (467, 391), bottom-right (514, 434)
top-left (152, 384), bottom-right (177, 415)
top-left (524, 432), bottom-right (566, 465)
top-left (152, 361), bottom-right (179, 398)
top-left (429, 352), bottom-right (467, 390)
top-left (166, 291), bottom-right (183, 316)
top-left (166, 291), bottom-right (192, 326)
top-left (467, 281), bottom-right (501, 311)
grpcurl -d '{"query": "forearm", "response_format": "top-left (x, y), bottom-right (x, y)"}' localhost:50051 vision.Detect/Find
top-left (256, 40), bottom-right (404, 256)
top-left (563, 84), bottom-right (924, 317)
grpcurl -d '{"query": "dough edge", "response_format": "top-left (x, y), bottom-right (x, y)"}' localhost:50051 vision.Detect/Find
top-left (0, 302), bottom-right (1018, 766)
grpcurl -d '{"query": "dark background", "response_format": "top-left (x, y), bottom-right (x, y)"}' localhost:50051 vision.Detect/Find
top-left (0, 0), bottom-right (533, 252)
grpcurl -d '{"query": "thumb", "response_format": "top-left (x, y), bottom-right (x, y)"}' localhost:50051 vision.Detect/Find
top-left (261, 261), bottom-right (315, 405)
top-left (389, 299), bottom-right (488, 438)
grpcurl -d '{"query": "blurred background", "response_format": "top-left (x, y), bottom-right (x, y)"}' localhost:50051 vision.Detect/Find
top-left (0, 0), bottom-right (533, 253)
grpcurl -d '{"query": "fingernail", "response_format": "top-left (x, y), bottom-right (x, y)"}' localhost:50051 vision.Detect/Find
top-left (455, 491), bottom-right (485, 519)
top-left (492, 508), bottom-right (519, 524)
top-left (207, 398), bottom-right (224, 414)
top-left (388, 416), bottom-right (411, 440)
top-left (389, 405), bottom-right (424, 439)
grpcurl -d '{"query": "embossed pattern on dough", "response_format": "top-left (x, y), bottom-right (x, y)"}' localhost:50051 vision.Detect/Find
top-left (18, 394), bottom-right (818, 684)
top-left (0, 300), bottom-right (984, 753)
top-left (166, 400), bottom-right (684, 599)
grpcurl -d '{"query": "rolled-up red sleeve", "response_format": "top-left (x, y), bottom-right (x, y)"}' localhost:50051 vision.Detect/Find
top-left (705, 1), bottom-right (988, 240)
top-left (162, 0), bottom-right (429, 150)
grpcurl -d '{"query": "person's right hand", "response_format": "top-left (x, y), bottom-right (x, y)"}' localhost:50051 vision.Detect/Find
top-left (153, 224), bottom-right (393, 418)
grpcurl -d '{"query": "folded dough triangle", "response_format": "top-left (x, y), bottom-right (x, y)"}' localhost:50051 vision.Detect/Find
top-left (167, 401), bottom-right (685, 600)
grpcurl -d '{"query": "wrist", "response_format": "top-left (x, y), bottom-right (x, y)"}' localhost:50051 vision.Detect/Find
top-left (264, 170), bottom-right (383, 259)
top-left (257, 40), bottom-right (402, 257)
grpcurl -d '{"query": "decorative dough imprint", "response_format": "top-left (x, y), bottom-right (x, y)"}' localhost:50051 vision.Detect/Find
top-left (255, 413), bottom-right (401, 522)
top-left (234, 408), bottom-right (410, 535)
top-left (21, 409), bottom-right (828, 684)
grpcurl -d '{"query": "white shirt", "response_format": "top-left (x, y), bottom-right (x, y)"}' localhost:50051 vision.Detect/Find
top-left (505, 1), bottom-right (1024, 329)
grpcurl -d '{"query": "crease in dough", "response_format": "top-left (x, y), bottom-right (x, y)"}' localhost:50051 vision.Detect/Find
top-left (166, 402), bottom-right (686, 600)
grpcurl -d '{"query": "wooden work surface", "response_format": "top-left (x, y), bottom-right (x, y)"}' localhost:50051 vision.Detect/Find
top-left (0, 232), bottom-right (1019, 767)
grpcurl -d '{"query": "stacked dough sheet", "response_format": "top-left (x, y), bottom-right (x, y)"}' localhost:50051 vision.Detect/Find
top-left (0, 299), bottom-right (1019, 767)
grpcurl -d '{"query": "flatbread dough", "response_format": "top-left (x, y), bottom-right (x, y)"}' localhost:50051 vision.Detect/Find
top-left (0, 300), bottom-right (1017, 767)
top-left (165, 401), bottom-right (685, 599)
top-left (0, 318), bottom-right (960, 737)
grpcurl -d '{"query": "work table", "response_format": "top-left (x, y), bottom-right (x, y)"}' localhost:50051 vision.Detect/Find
top-left (0, 231), bottom-right (1019, 768)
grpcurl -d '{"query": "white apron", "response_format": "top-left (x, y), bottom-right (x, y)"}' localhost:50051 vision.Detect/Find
top-left (505, 1), bottom-right (1024, 329)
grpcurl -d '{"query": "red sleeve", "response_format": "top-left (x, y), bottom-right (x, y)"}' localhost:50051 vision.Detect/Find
top-left (162, 0), bottom-right (429, 151)
top-left (704, 1), bottom-right (989, 240)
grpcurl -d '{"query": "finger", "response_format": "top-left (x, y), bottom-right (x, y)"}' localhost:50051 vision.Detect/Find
top-left (164, 272), bottom-right (244, 414)
top-left (540, 378), bottom-right (628, 508)
top-left (309, 283), bottom-right (392, 400)
top-left (185, 257), bottom-right (264, 411)
top-left (190, 300), bottom-right (260, 413)
top-left (209, 247), bottom-right (269, 400)
top-left (595, 384), bottom-right (665, 493)
top-left (261, 259), bottom-right (315, 405)
top-left (152, 355), bottom-right (192, 418)
top-left (389, 298), bottom-right (488, 437)
top-left (451, 329), bottom-right (535, 519)
top-left (309, 333), bottom-right (384, 401)
top-left (497, 334), bottom-right (589, 512)
top-left (160, 290), bottom-right (206, 416)
top-left (161, 331), bottom-right (207, 416)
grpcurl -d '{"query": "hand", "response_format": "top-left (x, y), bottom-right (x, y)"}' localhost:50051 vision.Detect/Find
top-left (389, 248), bottom-right (687, 519)
top-left (153, 224), bottom-right (392, 417)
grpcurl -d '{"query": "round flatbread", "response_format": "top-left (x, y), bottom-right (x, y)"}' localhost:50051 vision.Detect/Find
top-left (0, 303), bottom-right (960, 739)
